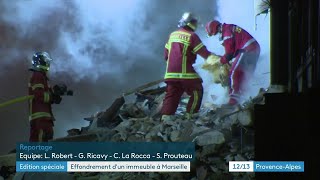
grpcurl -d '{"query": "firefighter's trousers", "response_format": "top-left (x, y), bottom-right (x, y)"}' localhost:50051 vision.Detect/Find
top-left (161, 80), bottom-right (203, 115)
top-left (228, 47), bottom-right (260, 105)
top-left (29, 118), bottom-right (54, 142)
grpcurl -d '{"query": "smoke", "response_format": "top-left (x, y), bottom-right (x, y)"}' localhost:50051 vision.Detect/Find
top-left (0, 0), bottom-right (269, 154)
top-left (195, 0), bottom-right (270, 104)
top-left (0, 0), bottom-right (217, 154)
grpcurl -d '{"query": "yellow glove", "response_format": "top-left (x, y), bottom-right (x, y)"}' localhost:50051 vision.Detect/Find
top-left (206, 54), bottom-right (221, 65)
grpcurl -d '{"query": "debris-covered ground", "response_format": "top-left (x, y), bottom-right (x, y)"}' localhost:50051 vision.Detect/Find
top-left (0, 85), bottom-right (267, 180)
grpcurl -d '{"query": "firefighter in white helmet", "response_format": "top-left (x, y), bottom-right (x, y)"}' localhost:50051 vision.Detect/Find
top-left (28, 52), bottom-right (61, 142)
top-left (161, 12), bottom-right (219, 122)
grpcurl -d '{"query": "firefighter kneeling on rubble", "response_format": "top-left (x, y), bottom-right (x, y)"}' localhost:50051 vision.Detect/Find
top-left (28, 52), bottom-right (62, 142)
top-left (161, 12), bottom-right (219, 122)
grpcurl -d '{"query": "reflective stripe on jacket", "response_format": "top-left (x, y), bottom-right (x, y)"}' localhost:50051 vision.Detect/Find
top-left (28, 71), bottom-right (53, 121)
top-left (164, 27), bottom-right (210, 81)
top-left (220, 23), bottom-right (260, 64)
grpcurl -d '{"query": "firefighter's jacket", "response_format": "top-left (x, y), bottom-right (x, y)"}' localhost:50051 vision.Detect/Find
top-left (219, 23), bottom-right (260, 64)
top-left (164, 27), bottom-right (211, 82)
top-left (28, 70), bottom-right (53, 121)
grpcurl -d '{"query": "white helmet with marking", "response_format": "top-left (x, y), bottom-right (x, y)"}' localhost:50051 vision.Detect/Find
top-left (178, 12), bottom-right (198, 31)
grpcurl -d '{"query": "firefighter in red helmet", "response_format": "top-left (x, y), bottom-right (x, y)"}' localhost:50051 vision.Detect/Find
top-left (161, 12), bottom-right (218, 122)
top-left (205, 20), bottom-right (261, 106)
top-left (28, 51), bottom-right (62, 142)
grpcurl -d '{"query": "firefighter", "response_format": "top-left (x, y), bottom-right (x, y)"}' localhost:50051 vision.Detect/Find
top-left (205, 20), bottom-right (261, 106)
top-left (161, 12), bottom-right (218, 122)
top-left (28, 51), bottom-right (61, 142)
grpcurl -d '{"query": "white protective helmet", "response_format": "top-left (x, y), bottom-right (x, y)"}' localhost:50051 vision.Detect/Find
top-left (31, 51), bottom-right (53, 72)
top-left (178, 12), bottom-right (198, 31)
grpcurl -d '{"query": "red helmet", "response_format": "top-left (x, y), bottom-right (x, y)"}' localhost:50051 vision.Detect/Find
top-left (205, 20), bottom-right (221, 36)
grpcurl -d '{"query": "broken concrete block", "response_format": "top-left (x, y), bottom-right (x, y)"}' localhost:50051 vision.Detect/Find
top-left (169, 130), bottom-right (181, 142)
top-left (200, 144), bottom-right (219, 157)
top-left (195, 130), bottom-right (225, 146)
top-left (190, 126), bottom-right (211, 137)
top-left (113, 120), bottom-right (133, 133)
top-left (137, 121), bottom-right (154, 133)
top-left (237, 109), bottom-right (253, 126)
top-left (145, 135), bottom-right (163, 142)
top-left (110, 133), bottom-right (125, 142)
top-left (196, 166), bottom-right (207, 180)
top-left (177, 122), bottom-right (193, 142)
top-left (67, 128), bottom-right (81, 136)
top-left (121, 103), bottom-right (146, 118)
top-left (126, 134), bottom-right (144, 142)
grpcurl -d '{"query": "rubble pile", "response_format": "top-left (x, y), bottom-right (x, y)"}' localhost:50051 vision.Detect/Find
top-left (63, 86), bottom-right (264, 180)
top-left (0, 85), bottom-right (266, 180)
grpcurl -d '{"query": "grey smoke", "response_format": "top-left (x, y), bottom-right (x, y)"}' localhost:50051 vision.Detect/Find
top-left (0, 0), bottom-right (218, 154)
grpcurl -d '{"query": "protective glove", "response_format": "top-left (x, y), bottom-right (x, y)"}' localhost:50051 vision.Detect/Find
top-left (206, 54), bottom-right (221, 65)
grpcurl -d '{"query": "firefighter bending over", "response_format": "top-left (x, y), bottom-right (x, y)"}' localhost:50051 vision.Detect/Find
top-left (28, 52), bottom-right (62, 142)
top-left (161, 12), bottom-right (219, 122)
top-left (205, 20), bottom-right (261, 106)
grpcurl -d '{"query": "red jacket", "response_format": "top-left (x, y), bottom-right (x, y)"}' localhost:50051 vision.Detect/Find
top-left (220, 23), bottom-right (260, 64)
top-left (28, 71), bottom-right (54, 121)
top-left (164, 27), bottom-right (211, 81)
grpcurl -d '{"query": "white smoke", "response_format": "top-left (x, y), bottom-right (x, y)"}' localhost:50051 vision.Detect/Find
top-left (46, 0), bottom-right (151, 135)
top-left (0, 0), bottom-right (271, 153)
top-left (0, 0), bottom-right (221, 154)
top-left (49, 0), bottom-right (150, 81)
top-left (195, 0), bottom-right (270, 105)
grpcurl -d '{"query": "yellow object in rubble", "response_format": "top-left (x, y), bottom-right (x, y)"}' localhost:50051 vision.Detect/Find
top-left (206, 54), bottom-right (221, 65)
top-left (0, 95), bottom-right (34, 108)
top-left (202, 55), bottom-right (230, 86)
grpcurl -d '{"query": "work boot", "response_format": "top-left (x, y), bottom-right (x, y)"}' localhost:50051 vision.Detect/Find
top-left (161, 115), bottom-right (176, 126)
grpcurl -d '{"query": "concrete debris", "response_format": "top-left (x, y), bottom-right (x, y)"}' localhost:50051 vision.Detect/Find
top-left (194, 130), bottom-right (225, 146)
top-left (67, 128), bottom-right (81, 136)
top-left (1, 85), bottom-right (266, 180)
top-left (196, 166), bottom-right (207, 180)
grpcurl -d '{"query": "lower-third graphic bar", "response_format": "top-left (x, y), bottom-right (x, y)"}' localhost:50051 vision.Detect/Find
top-left (67, 161), bottom-right (190, 172)
top-left (229, 161), bottom-right (304, 172)
top-left (16, 161), bottom-right (67, 172)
